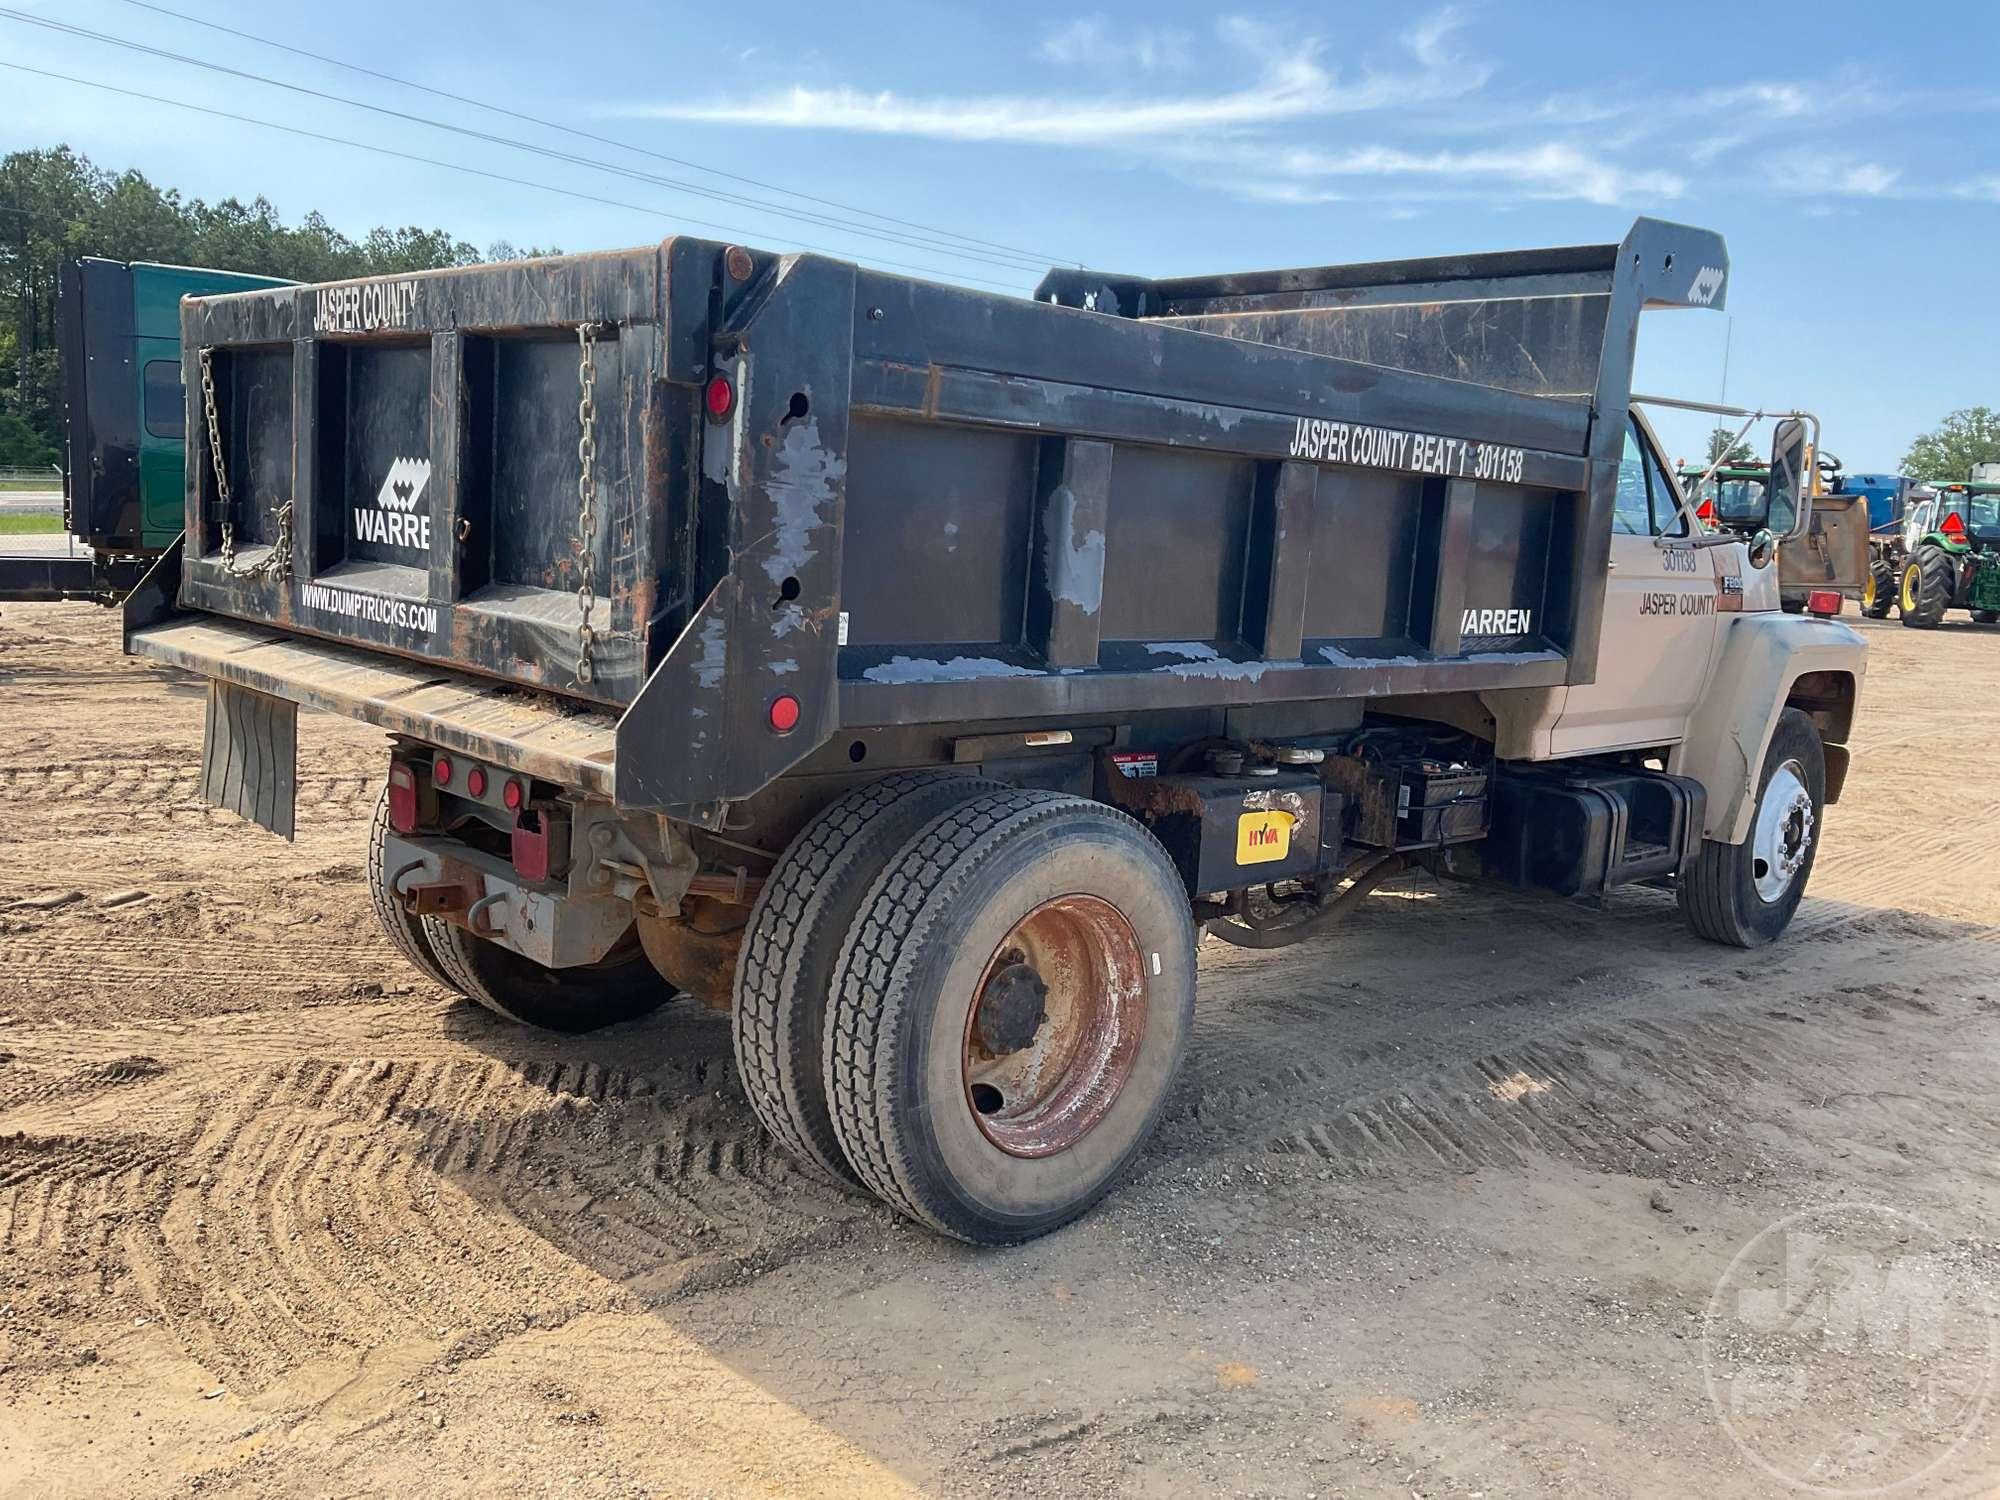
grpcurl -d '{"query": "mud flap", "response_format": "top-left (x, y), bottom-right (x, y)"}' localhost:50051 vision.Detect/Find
top-left (201, 679), bottom-right (298, 840)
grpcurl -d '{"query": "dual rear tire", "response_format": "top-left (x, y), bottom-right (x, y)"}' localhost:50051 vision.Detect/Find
top-left (365, 788), bottom-right (673, 1033)
top-left (734, 781), bottom-right (1197, 1243)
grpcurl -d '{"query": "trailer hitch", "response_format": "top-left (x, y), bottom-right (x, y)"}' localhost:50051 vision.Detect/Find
top-left (398, 878), bottom-right (481, 918)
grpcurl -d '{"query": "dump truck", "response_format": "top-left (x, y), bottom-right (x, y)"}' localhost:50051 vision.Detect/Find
top-left (0, 258), bottom-right (289, 604)
top-left (121, 219), bottom-right (1866, 1244)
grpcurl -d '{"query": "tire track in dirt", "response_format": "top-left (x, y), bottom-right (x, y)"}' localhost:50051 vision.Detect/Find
top-left (1184, 889), bottom-right (2000, 1184)
top-left (0, 1042), bottom-right (871, 1393)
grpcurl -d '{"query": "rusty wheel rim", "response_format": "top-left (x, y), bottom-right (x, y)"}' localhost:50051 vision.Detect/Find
top-left (960, 894), bottom-right (1149, 1159)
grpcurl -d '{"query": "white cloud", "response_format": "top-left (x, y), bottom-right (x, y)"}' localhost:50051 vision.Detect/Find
top-left (1766, 153), bottom-right (1902, 197)
top-left (1402, 6), bottom-right (1466, 68)
top-left (622, 12), bottom-right (1489, 146)
top-left (1693, 82), bottom-right (1816, 119)
top-left (1207, 141), bottom-right (1687, 206)
top-left (1952, 174), bottom-right (2000, 202)
top-left (1039, 17), bottom-right (1192, 72)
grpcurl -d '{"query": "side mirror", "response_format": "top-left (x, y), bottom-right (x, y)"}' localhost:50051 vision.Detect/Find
top-left (1765, 418), bottom-right (1811, 542)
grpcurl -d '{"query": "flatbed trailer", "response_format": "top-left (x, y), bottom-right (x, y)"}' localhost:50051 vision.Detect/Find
top-left (125, 219), bottom-right (1865, 1242)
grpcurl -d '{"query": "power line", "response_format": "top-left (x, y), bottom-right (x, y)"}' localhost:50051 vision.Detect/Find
top-left (0, 61), bottom-right (1035, 292)
top-left (107, 0), bottom-right (1073, 268)
top-left (0, 9), bottom-right (1057, 275)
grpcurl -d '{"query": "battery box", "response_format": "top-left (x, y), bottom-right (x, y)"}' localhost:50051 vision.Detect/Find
top-left (1330, 755), bottom-right (1490, 850)
top-left (1129, 771), bottom-right (1325, 897)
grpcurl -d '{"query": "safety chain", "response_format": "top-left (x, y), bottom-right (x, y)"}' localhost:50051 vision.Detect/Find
top-left (197, 347), bottom-right (293, 583)
top-left (573, 322), bottom-right (600, 685)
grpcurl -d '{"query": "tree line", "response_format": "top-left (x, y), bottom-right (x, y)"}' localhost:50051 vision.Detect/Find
top-left (1, 146), bottom-right (552, 465)
top-left (3, 144), bottom-right (1993, 482)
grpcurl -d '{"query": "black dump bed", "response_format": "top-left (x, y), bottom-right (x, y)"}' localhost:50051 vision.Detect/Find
top-left (131, 219), bottom-right (1728, 817)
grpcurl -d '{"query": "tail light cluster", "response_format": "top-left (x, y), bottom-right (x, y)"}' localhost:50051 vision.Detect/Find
top-left (427, 752), bottom-right (525, 814)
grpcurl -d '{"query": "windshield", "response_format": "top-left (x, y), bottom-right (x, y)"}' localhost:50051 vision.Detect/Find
top-left (1972, 496), bottom-right (2000, 536)
top-left (1715, 477), bottom-right (1767, 520)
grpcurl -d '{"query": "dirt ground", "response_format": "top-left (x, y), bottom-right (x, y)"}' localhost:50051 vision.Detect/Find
top-left (2, 601), bottom-right (1998, 1498)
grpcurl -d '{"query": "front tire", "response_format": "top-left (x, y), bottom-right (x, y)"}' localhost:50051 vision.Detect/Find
top-left (826, 791), bottom-right (1197, 1244)
top-left (1861, 561), bottom-right (1896, 619)
top-left (422, 919), bottom-right (674, 1032)
top-left (1678, 707), bottom-right (1826, 948)
top-left (1898, 545), bottom-right (1954, 628)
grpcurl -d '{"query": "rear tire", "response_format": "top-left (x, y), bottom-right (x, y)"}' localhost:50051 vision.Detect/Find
top-left (1898, 545), bottom-right (1954, 628)
top-left (422, 918), bottom-right (674, 1032)
top-left (367, 788), bottom-right (460, 994)
top-left (826, 791), bottom-right (1197, 1244)
top-left (1860, 561), bottom-right (1896, 619)
top-left (1678, 707), bottom-right (1825, 948)
top-left (731, 771), bottom-right (1003, 1186)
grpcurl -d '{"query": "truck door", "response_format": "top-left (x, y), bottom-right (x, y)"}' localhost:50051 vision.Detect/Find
top-left (1551, 414), bottom-right (1720, 754)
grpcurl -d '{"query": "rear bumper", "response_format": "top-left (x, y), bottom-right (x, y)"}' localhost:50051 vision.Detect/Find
top-left (127, 615), bottom-right (618, 796)
top-left (0, 551), bottom-right (146, 603)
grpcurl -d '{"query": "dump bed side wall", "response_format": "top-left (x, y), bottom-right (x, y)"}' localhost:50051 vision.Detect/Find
top-left (615, 258), bottom-right (1649, 816)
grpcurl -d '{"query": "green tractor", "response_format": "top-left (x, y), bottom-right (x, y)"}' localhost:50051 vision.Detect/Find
top-left (1886, 477), bottom-right (2000, 629)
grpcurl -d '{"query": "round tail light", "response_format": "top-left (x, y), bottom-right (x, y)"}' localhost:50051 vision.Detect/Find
top-left (502, 778), bottom-right (525, 811)
top-left (433, 754), bottom-right (453, 787)
top-left (466, 766), bottom-right (488, 798)
top-left (768, 694), bottom-right (801, 734)
top-left (705, 375), bottom-right (735, 422)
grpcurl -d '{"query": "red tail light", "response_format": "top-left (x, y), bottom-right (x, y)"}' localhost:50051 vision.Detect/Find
top-left (466, 766), bottom-right (487, 798)
top-left (387, 762), bottom-right (420, 833)
top-left (432, 753), bottom-right (453, 787)
top-left (768, 694), bottom-right (801, 734)
top-left (1806, 590), bottom-right (1842, 618)
top-left (502, 778), bottom-right (524, 811)
top-left (705, 375), bottom-right (735, 422)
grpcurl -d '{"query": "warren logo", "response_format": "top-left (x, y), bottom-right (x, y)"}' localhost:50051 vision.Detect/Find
top-left (354, 456), bottom-right (433, 552)
top-left (1461, 607), bottom-right (1534, 637)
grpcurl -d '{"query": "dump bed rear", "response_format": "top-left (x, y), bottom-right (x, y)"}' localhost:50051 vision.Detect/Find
top-left (135, 220), bottom-right (1730, 817)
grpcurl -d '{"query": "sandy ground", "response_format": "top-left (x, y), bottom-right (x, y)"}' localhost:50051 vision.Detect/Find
top-left (2, 601), bottom-right (1998, 1498)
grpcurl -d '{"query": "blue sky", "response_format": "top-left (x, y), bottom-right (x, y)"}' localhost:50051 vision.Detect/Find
top-left (5, 0), bottom-right (1997, 468)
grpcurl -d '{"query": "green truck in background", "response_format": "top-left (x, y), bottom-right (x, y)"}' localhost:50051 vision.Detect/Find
top-left (0, 257), bottom-right (288, 602)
